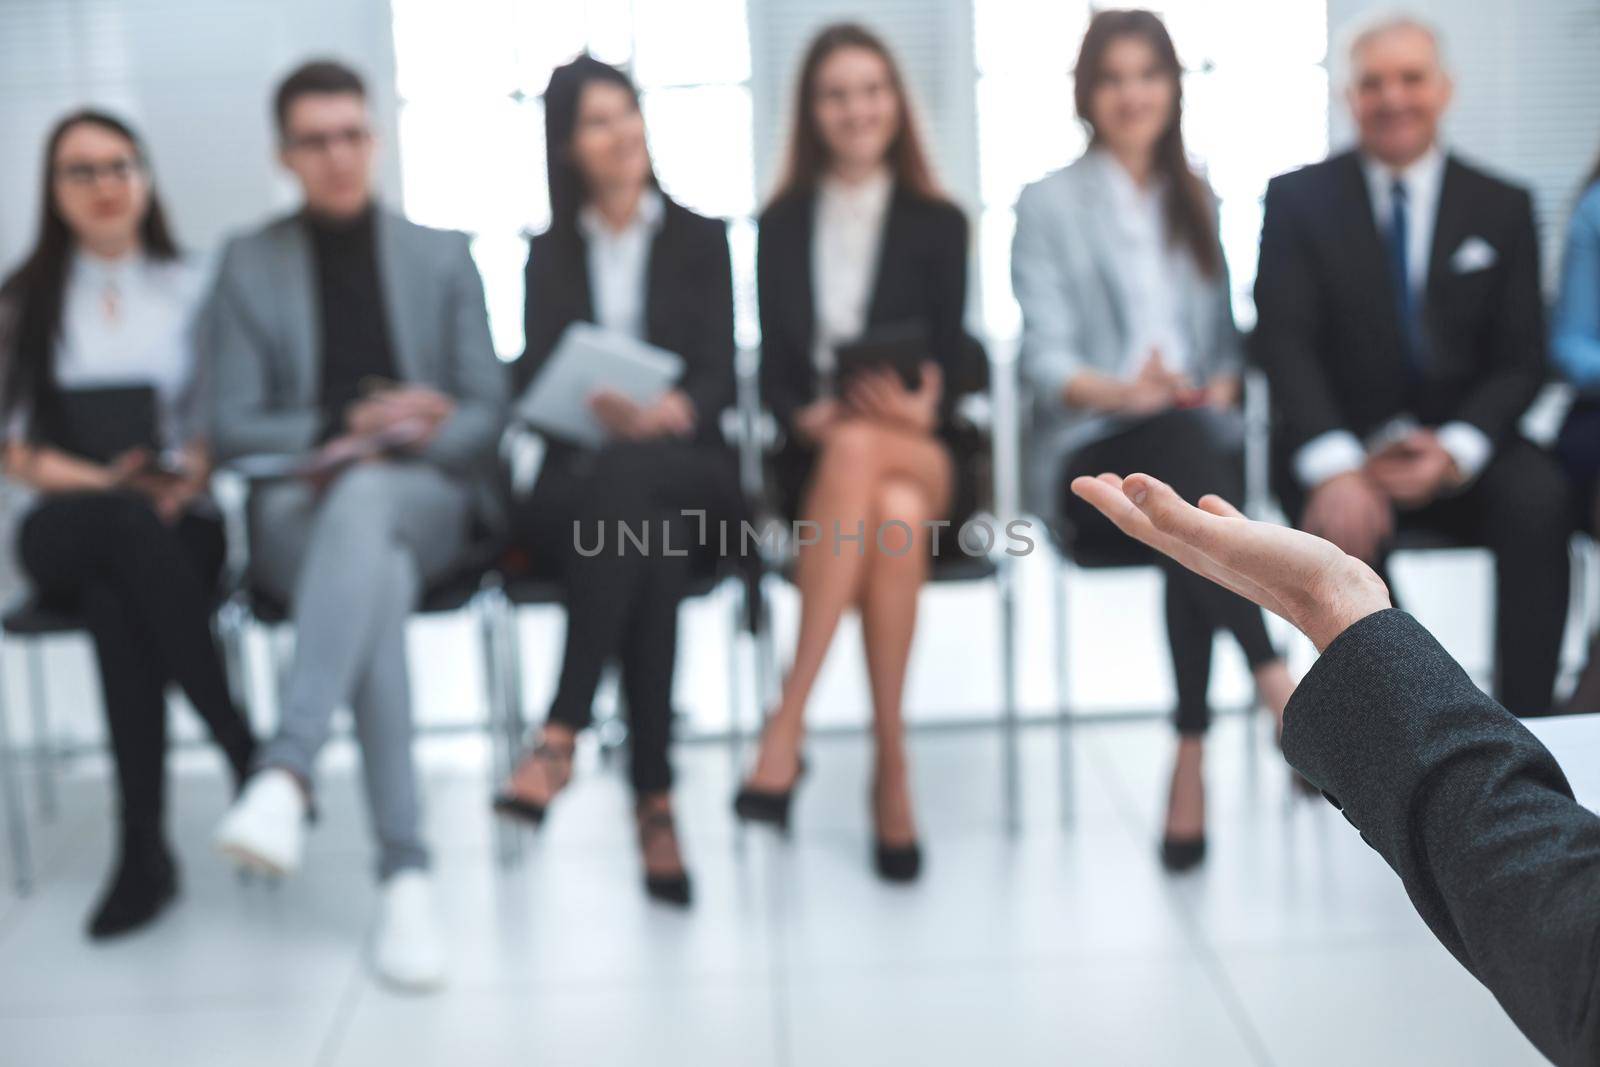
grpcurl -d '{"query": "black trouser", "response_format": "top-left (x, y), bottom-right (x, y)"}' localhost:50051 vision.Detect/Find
top-left (17, 492), bottom-right (254, 833)
top-left (511, 442), bottom-right (742, 796)
top-left (1319, 437), bottom-right (1568, 717)
top-left (1061, 409), bottom-right (1279, 736)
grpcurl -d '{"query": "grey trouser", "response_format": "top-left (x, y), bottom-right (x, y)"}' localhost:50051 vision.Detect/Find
top-left (249, 462), bottom-right (471, 880)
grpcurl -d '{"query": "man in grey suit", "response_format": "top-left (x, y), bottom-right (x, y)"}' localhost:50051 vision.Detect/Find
top-left (206, 60), bottom-right (505, 991)
top-left (1072, 470), bottom-right (1600, 1067)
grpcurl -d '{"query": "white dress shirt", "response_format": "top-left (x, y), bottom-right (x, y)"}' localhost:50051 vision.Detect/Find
top-left (578, 187), bottom-right (665, 342)
top-left (1094, 150), bottom-right (1192, 378)
top-left (1293, 143), bottom-right (1492, 489)
top-left (812, 168), bottom-right (893, 386)
top-left (15, 250), bottom-right (208, 450)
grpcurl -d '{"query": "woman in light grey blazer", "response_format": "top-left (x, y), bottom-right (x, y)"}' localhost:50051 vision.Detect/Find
top-left (1011, 10), bottom-right (1297, 871)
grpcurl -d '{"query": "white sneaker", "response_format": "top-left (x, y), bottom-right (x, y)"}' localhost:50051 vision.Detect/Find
top-left (371, 870), bottom-right (446, 992)
top-left (214, 768), bottom-right (307, 876)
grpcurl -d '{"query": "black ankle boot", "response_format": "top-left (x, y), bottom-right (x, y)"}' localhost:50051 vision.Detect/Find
top-left (87, 828), bottom-right (178, 941)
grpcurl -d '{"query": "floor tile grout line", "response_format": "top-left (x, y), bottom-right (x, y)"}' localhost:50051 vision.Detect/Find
top-left (1178, 918), bottom-right (1279, 1067)
top-left (0, 806), bottom-right (100, 951)
top-left (312, 951), bottom-right (370, 1067)
top-left (766, 839), bottom-right (795, 1067)
top-left (1090, 719), bottom-right (1281, 1066)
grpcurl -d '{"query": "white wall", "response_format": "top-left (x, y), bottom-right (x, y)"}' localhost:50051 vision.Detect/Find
top-left (1325, 0), bottom-right (1600, 283)
top-left (0, 0), bottom-right (402, 265)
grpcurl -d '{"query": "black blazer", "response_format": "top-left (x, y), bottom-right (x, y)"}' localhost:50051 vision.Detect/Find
top-left (1254, 151), bottom-right (1545, 470)
top-left (756, 183), bottom-right (973, 451)
top-left (1283, 609), bottom-right (1600, 1067)
top-left (514, 193), bottom-right (736, 450)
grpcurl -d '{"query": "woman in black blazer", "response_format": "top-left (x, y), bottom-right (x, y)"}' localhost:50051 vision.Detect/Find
top-left (492, 56), bottom-right (742, 906)
top-left (733, 24), bottom-right (977, 882)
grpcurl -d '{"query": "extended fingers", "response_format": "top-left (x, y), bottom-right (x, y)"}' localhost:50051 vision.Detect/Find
top-left (1122, 474), bottom-right (1236, 554)
top-left (1197, 494), bottom-right (1245, 520)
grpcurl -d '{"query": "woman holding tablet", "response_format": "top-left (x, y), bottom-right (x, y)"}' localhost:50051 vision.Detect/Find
top-left (734, 23), bottom-right (974, 883)
top-left (0, 110), bottom-right (255, 938)
top-left (1011, 10), bottom-right (1296, 870)
top-left (492, 56), bottom-right (741, 906)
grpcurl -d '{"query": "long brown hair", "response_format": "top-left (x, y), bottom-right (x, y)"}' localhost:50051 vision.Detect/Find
top-left (769, 22), bottom-right (944, 205)
top-left (1073, 9), bottom-right (1221, 276)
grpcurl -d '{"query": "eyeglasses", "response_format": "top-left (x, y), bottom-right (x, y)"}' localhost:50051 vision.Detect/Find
top-left (283, 126), bottom-right (371, 155)
top-left (54, 158), bottom-right (142, 186)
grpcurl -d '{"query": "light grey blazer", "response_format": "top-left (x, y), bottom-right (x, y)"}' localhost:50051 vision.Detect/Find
top-left (1010, 154), bottom-right (1243, 517)
top-left (201, 207), bottom-right (508, 530)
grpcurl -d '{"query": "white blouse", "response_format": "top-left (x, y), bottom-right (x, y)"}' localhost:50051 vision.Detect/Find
top-left (811, 168), bottom-right (893, 388)
top-left (578, 187), bottom-right (664, 342)
top-left (11, 250), bottom-right (209, 450)
top-left (1094, 150), bottom-right (1192, 379)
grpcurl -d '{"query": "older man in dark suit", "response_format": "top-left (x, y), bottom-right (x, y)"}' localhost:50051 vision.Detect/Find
top-left (1254, 14), bottom-right (1570, 717)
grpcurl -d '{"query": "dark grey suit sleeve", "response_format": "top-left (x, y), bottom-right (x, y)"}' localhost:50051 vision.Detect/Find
top-left (202, 240), bottom-right (320, 459)
top-left (1282, 609), bottom-right (1600, 1067)
top-left (417, 233), bottom-right (507, 475)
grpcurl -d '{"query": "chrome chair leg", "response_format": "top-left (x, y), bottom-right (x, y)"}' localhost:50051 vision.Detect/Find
top-left (1000, 556), bottom-right (1020, 835)
top-left (25, 641), bottom-right (55, 824)
top-left (1053, 552), bottom-right (1075, 828)
top-left (477, 591), bottom-right (515, 867)
top-left (726, 578), bottom-right (746, 776)
top-left (0, 642), bottom-right (35, 894)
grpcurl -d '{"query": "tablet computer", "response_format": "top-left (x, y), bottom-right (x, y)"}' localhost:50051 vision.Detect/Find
top-left (514, 322), bottom-right (685, 447)
top-left (41, 384), bottom-right (161, 465)
top-left (834, 321), bottom-right (928, 392)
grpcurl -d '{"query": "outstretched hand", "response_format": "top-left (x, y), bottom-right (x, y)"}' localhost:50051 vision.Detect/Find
top-left (1069, 473), bottom-right (1392, 652)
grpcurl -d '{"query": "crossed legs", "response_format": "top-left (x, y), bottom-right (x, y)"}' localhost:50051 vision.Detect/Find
top-left (745, 420), bottom-right (953, 845)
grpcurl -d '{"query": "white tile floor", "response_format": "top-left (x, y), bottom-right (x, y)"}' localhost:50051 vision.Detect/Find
top-left (0, 713), bottom-right (1551, 1067)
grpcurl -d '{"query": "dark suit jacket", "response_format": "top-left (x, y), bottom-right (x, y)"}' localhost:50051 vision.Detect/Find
top-left (1254, 151), bottom-right (1545, 480)
top-left (1282, 609), bottom-right (1600, 1067)
top-left (756, 183), bottom-right (974, 451)
top-left (513, 193), bottom-right (736, 452)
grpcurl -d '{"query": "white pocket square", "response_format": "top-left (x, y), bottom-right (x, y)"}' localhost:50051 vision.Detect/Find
top-left (1451, 236), bottom-right (1497, 273)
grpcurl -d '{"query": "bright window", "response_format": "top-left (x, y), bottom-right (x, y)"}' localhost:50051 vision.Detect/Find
top-left (390, 0), bottom-right (757, 359)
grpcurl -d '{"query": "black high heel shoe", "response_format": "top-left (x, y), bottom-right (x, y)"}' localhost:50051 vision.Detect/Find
top-left (491, 739), bottom-right (575, 826)
top-left (637, 805), bottom-right (692, 907)
top-left (870, 777), bottom-right (922, 883)
top-left (87, 828), bottom-right (179, 940)
top-left (873, 839), bottom-right (922, 883)
top-left (733, 755), bottom-right (808, 832)
top-left (1159, 835), bottom-right (1206, 872)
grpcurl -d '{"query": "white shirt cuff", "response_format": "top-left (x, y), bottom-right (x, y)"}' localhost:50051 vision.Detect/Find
top-left (1294, 430), bottom-right (1366, 488)
top-left (1437, 421), bottom-right (1493, 483)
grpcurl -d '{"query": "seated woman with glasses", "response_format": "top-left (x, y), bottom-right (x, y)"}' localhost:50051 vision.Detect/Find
top-left (491, 56), bottom-right (744, 907)
top-left (0, 110), bottom-right (255, 938)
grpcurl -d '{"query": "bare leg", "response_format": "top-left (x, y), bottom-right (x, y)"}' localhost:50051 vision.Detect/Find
top-left (501, 722), bottom-right (577, 808)
top-left (860, 479), bottom-right (938, 848)
top-left (744, 421), bottom-right (951, 791)
top-left (1165, 736), bottom-right (1205, 840)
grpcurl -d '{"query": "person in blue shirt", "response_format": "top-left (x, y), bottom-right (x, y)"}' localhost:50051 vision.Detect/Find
top-left (1553, 153), bottom-right (1600, 712)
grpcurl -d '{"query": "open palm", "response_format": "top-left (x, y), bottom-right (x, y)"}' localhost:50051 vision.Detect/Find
top-left (1069, 473), bottom-right (1392, 652)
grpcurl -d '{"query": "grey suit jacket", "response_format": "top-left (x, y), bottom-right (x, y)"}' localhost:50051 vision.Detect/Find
top-left (202, 207), bottom-right (508, 530)
top-left (1284, 609), bottom-right (1600, 1067)
top-left (1010, 153), bottom-right (1243, 516)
